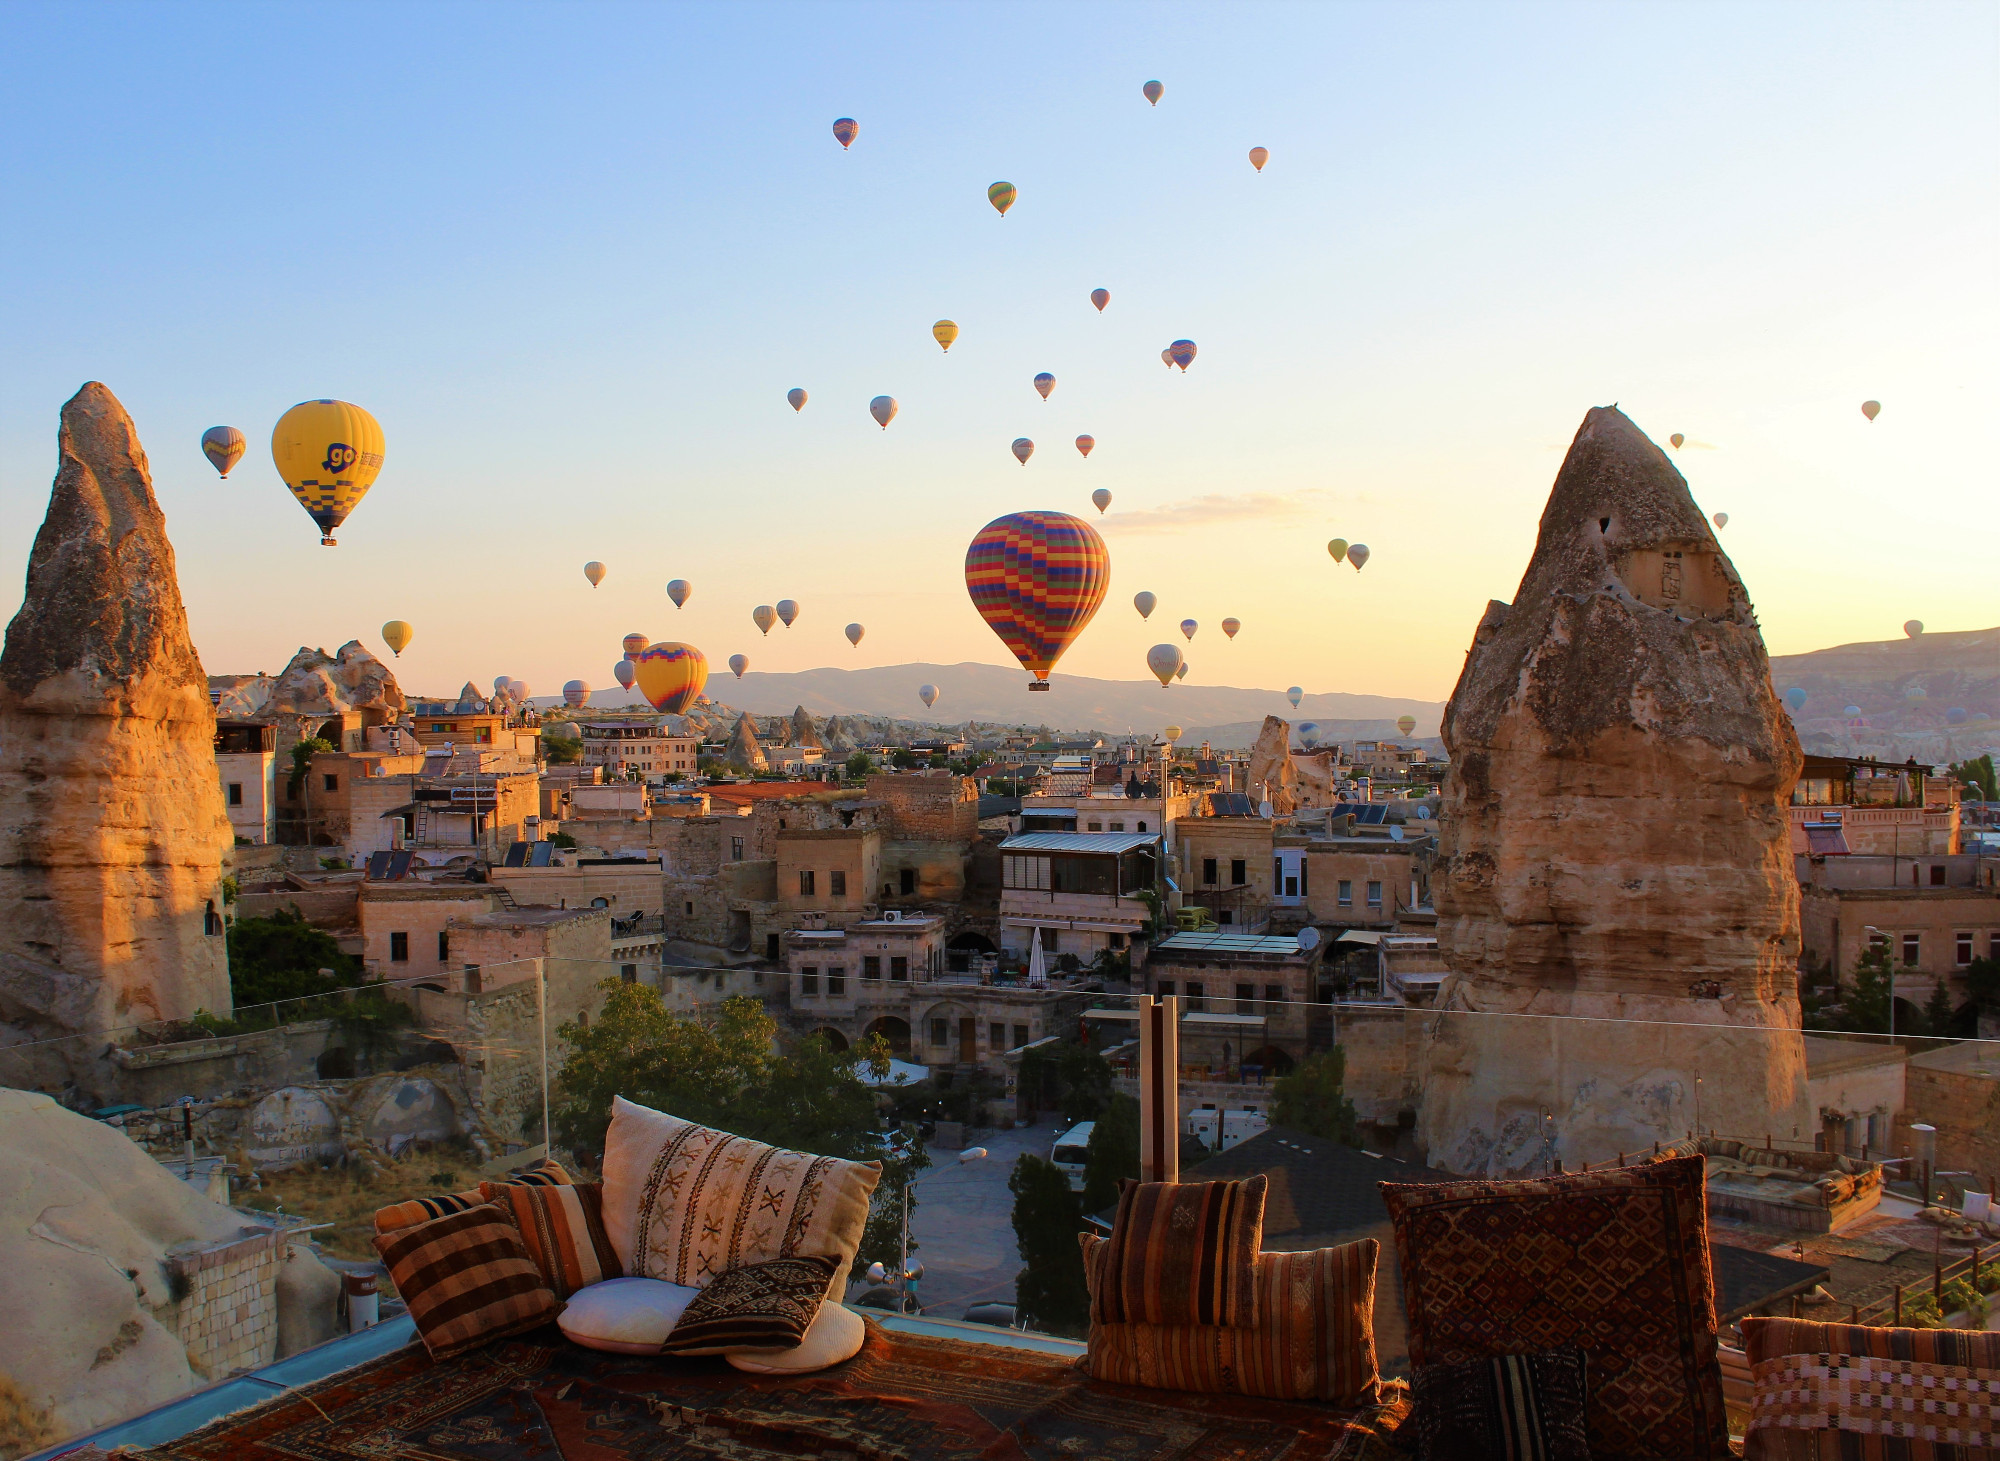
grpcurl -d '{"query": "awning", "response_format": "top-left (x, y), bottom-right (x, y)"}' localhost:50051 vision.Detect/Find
top-left (1001, 916), bottom-right (1144, 934)
top-left (1336, 930), bottom-right (1385, 946)
top-left (1804, 825), bottom-right (1850, 856)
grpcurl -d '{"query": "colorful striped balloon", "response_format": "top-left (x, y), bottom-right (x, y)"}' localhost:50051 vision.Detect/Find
top-left (633, 642), bottom-right (708, 715)
top-left (964, 511), bottom-right (1110, 689)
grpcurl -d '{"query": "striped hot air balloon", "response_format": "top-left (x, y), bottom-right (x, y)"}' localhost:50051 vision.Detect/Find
top-left (964, 510), bottom-right (1110, 691)
top-left (633, 643), bottom-right (708, 715)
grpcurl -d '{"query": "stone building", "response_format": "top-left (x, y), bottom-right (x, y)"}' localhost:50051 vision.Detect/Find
top-left (216, 720), bottom-right (278, 844)
top-left (1177, 815), bottom-right (1277, 928)
top-left (1142, 929), bottom-right (1327, 1074)
top-left (579, 717), bottom-right (700, 779)
top-left (1796, 852), bottom-right (1998, 1030)
top-left (1788, 754), bottom-right (1962, 857)
top-left (998, 831), bottom-right (1159, 965)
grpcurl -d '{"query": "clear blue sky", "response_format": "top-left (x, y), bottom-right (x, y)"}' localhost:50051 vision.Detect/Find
top-left (0, 2), bottom-right (1992, 708)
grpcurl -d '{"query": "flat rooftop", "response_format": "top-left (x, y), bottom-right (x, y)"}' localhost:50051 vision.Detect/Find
top-left (999, 831), bottom-right (1160, 854)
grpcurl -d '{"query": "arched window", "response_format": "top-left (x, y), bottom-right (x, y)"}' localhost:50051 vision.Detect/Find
top-left (203, 900), bottom-right (221, 935)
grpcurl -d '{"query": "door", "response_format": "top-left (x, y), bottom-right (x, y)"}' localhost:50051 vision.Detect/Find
top-left (959, 1017), bottom-right (977, 1064)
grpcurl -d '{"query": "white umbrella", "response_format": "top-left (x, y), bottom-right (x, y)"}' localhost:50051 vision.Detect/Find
top-left (1027, 933), bottom-right (1048, 988)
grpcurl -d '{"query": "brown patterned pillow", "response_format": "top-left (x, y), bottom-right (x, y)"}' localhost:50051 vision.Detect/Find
top-left (374, 1158), bottom-right (575, 1234)
top-left (1410, 1348), bottom-right (1592, 1461)
top-left (482, 1180), bottom-right (621, 1300)
top-left (1092, 1175), bottom-right (1266, 1328)
top-left (658, 1255), bottom-right (840, 1353)
top-left (371, 1201), bottom-right (560, 1359)
top-left (1740, 1317), bottom-right (2000, 1460)
top-left (1379, 1155), bottom-right (1727, 1461)
top-left (1081, 1232), bottom-right (1381, 1405)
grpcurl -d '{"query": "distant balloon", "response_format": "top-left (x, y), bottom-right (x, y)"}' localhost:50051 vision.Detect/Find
top-left (1133, 591), bottom-right (1157, 620)
top-left (1287, 686), bottom-right (1303, 709)
top-left (753, 605), bottom-right (777, 635)
top-left (870, 396), bottom-right (898, 429)
top-left (201, 425), bottom-right (245, 477)
top-left (729, 654), bottom-right (748, 679)
top-left (1092, 488), bottom-right (1112, 514)
top-left (634, 643), bottom-right (707, 715)
top-left (788, 388), bottom-right (807, 412)
top-left (1904, 620), bottom-right (1924, 638)
top-left (614, 659), bottom-right (637, 689)
top-left (1843, 704), bottom-right (1862, 718)
top-left (1670, 433), bottom-right (1685, 449)
top-left (988, 181), bottom-right (1016, 216)
top-left (563, 679), bottom-right (590, 709)
top-left (1946, 706), bottom-right (1968, 725)
top-left (965, 510), bottom-right (1110, 689)
top-left (1300, 723), bottom-right (1318, 739)
top-left (1161, 349), bottom-right (1174, 368)
top-left (1327, 538), bottom-right (1349, 563)
top-left (1076, 434), bottom-right (1096, 458)
top-left (507, 679), bottom-right (530, 703)
top-left (919, 684), bottom-right (939, 709)
top-left (1248, 146), bottom-right (1268, 172)
top-left (933, 320), bottom-right (959, 352)
top-left (584, 561), bottom-right (606, 588)
top-left (1012, 437), bottom-right (1035, 465)
top-left (667, 579), bottom-right (691, 608)
top-left (832, 117), bottom-right (858, 149)
top-left (1397, 715), bottom-right (1417, 736)
top-left (1784, 687), bottom-right (1808, 712)
top-left (1347, 543), bottom-right (1371, 571)
top-left (380, 620), bottom-right (413, 657)
top-left (1221, 617), bottom-right (1240, 639)
top-left (1905, 684), bottom-right (1927, 703)
top-left (1180, 619), bottom-right (1198, 641)
top-left (776, 599), bottom-right (799, 628)
top-left (1176, 663), bottom-right (1189, 681)
top-left (1163, 724), bottom-right (1182, 742)
top-left (1146, 644), bottom-right (1184, 687)
top-left (271, 398), bottom-right (385, 546)
top-left (1034, 372), bottom-right (1055, 400)
top-left (1861, 400), bottom-right (1881, 422)
top-left (494, 676), bottom-right (510, 695)
top-left (1713, 512), bottom-right (1728, 528)
top-left (1142, 80), bottom-right (1163, 106)
top-left (1091, 288), bottom-right (1109, 312)
top-left (1168, 339), bottom-right (1197, 371)
top-left (845, 622), bottom-right (865, 647)
top-left (622, 633), bottom-right (650, 660)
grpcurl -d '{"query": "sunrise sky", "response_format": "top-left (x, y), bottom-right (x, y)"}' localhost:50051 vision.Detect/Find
top-left (0, 1), bottom-right (1992, 707)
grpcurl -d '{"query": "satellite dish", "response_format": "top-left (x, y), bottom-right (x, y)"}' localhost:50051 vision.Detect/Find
top-left (1258, 799), bottom-right (1274, 819)
top-left (1296, 926), bottom-right (1322, 954)
top-left (1390, 824), bottom-right (1405, 842)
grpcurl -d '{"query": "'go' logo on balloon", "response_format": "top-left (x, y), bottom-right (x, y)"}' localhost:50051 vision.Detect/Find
top-left (322, 442), bottom-right (358, 475)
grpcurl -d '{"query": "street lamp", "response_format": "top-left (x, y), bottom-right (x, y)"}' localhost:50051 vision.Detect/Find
top-left (866, 1146), bottom-right (987, 1314)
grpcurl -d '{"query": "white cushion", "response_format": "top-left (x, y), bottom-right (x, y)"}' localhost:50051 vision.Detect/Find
top-left (557, 1276), bottom-right (701, 1355)
top-left (725, 1301), bottom-right (866, 1374)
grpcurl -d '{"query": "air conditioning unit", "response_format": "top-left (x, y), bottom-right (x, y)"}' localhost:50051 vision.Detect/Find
top-left (882, 910), bottom-right (902, 922)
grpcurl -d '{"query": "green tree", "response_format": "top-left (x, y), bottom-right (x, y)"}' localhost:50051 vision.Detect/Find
top-left (1948, 754), bottom-right (1996, 803)
top-left (1922, 978), bottom-right (1958, 1038)
top-left (1842, 942), bottom-right (1895, 1035)
top-left (1020, 1039), bottom-right (1114, 1124)
top-left (226, 909), bottom-right (361, 1009)
top-left (845, 751), bottom-right (874, 779)
top-left (1966, 956), bottom-right (2000, 1016)
top-left (1272, 1047), bottom-right (1361, 1146)
top-left (855, 1132), bottom-right (933, 1279)
top-left (1081, 1093), bottom-right (1139, 1212)
top-left (1009, 1154), bottom-right (1090, 1337)
top-left (540, 729), bottom-right (583, 765)
top-left (890, 747), bottom-right (917, 770)
top-left (287, 735), bottom-right (334, 789)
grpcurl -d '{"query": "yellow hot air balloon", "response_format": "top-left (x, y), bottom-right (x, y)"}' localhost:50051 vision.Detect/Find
top-left (1164, 725), bottom-right (1182, 742)
top-left (271, 399), bottom-right (385, 545)
top-left (584, 561), bottom-right (606, 588)
top-left (1248, 146), bottom-right (1269, 172)
top-left (988, 181), bottom-right (1016, 216)
top-left (1327, 538), bottom-right (1348, 563)
top-left (933, 320), bottom-right (959, 352)
top-left (381, 620), bottom-right (413, 657)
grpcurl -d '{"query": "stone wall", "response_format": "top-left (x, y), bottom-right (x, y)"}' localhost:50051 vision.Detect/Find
top-left (169, 1228), bottom-right (285, 1379)
top-left (867, 772), bottom-right (978, 842)
top-left (1903, 1045), bottom-right (2000, 1194)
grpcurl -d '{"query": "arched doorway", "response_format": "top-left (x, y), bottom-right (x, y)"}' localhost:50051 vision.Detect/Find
top-left (947, 930), bottom-right (997, 974)
top-left (1243, 1045), bottom-right (1295, 1078)
top-left (863, 1016), bottom-right (911, 1060)
top-left (806, 1026), bottom-right (849, 1053)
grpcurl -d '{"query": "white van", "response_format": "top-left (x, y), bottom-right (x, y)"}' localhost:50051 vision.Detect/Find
top-left (1051, 1121), bottom-right (1095, 1191)
top-left (1186, 1107), bottom-right (1269, 1153)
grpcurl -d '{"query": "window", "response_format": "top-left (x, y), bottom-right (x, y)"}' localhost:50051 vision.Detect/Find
top-left (798, 870), bottom-right (816, 895)
top-left (830, 869), bottom-right (846, 896)
top-left (1109, 932), bottom-right (1125, 948)
top-left (1202, 858), bottom-right (1218, 886)
top-left (1236, 982), bottom-right (1255, 1013)
top-left (1137, 821), bottom-right (1147, 832)
top-left (930, 1019), bottom-right (950, 1046)
top-left (1156, 980), bottom-right (1175, 998)
top-left (891, 956), bottom-right (908, 981)
top-left (1957, 932), bottom-right (1974, 966)
top-left (390, 931), bottom-right (409, 962)
top-left (464, 964), bottom-right (482, 993)
top-left (1184, 981), bottom-right (1205, 1012)
top-left (1902, 932), bottom-right (1921, 966)
top-left (1087, 821), bottom-right (1102, 832)
top-left (991, 1022), bottom-right (1007, 1051)
top-left (438, 931), bottom-right (450, 961)
top-left (827, 968), bottom-right (845, 996)
top-left (1231, 859), bottom-right (1247, 886)
top-left (323, 773), bottom-right (339, 793)
top-left (621, 964), bottom-right (638, 984)
top-left (227, 782), bottom-right (243, 806)
top-left (1366, 880), bottom-right (1383, 909)
top-left (766, 933), bottom-right (781, 960)
top-left (863, 955), bottom-right (882, 980)
top-left (1003, 854), bottom-right (1052, 890)
top-left (1013, 1023), bottom-right (1030, 1047)
top-left (1265, 983), bottom-right (1284, 1009)
top-left (800, 967), bottom-right (818, 996)
top-left (1110, 821), bottom-right (1125, 832)
top-left (686, 901), bottom-right (694, 916)
top-left (203, 900), bottom-right (221, 935)
top-left (1039, 927), bottom-right (1059, 953)
top-left (1929, 865), bottom-right (1947, 887)
top-left (1867, 929), bottom-right (1889, 952)
top-left (1338, 879), bottom-right (1352, 907)
top-left (1218, 909), bottom-right (1234, 925)
top-left (900, 868), bottom-right (916, 896)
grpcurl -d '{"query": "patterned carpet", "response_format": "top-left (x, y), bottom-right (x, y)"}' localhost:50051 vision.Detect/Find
top-left (139, 1321), bottom-right (1410, 1461)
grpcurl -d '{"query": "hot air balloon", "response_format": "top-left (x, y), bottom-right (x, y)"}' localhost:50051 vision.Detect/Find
top-left (1287, 687), bottom-right (1303, 709)
top-left (1905, 684), bottom-right (1927, 703)
top-left (1012, 438), bottom-right (1034, 465)
top-left (1299, 723), bottom-right (1318, 741)
top-left (832, 117), bottom-right (858, 149)
top-left (1327, 538), bottom-right (1348, 563)
top-left (634, 643), bottom-right (707, 715)
top-left (1397, 715), bottom-right (1417, 737)
top-left (1076, 435), bottom-right (1095, 458)
top-left (771, 600), bottom-right (798, 629)
top-left (201, 426), bottom-right (245, 477)
top-left (563, 679), bottom-right (590, 709)
top-left (1168, 340), bottom-right (1196, 371)
top-left (1091, 288), bottom-right (1109, 312)
top-left (1146, 644), bottom-right (1184, 687)
top-left (1180, 619), bottom-right (1198, 641)
top-left (1176, 663), bottom-right (1189, 681)
top-left (271, 398), bottom-right (385, 545)
top-left (1248, 146), bottom-right (1268, 172)
top-left (1947, 706), bottom-right (1969, 725)
top-left (1862, 400), bottom-right (1881, 421)
top-left (1091, 488), bottom-right (1111, 514)
top-left (584, 561), bottom-right (606, 588)
top-left (1164, 724), bottom-right (1182, 742)
top-left (1843, 704), bottom-right (1862, 718)
top-left (729, 654), bottom-right (748, 679)
top-left (788, 388), bottom-right (807, 411)
top-left (933, 320), bottom-right (959, 352)
top-left (508, 680), bottom-right (531, 704)
top-left (667, 579), bottom-right (691, 608)
top-left (919, 684), bottom-right (939, 708)
top-left (988, 181), bottom-right (1016, 216)
top-left (1134, 591), bottom-right (1156, 619)
top-left (1904, 620), bottom-right (1924, 638)
top-left (965, 510), bottom-right (1111, 691)
top-left (1034, 373), bottom-right (1055, 400)
top-left (1670, 434), bottom-right (1684, 449)
top-left (1713, 512), bottom-right (1729, 528)
top-left (1161, 349), bottom-right (1174, 368)
top-left (622, 633), bottom-right (650, 660)
top-left (753, 605), bottom-right (777, 635)
top-left (381, 620), bottom-right (413, 657)
top-left (1142, 80), bottom-right (1163, 105)
top-left (493, 676), bottom-right (511, 695)
top-left (870, 396), bottom-right (898, 429)
top-left (845, 623), bottom-right (865, 647)
top-left (614, 660), bottom-right (637, 689)
top-left (1347, 544), bottom-right (1370, 571)
top-left (1783, 687), bottom-right (1807, 712)
top-left (1222, 618), bottom-right (1240, 639)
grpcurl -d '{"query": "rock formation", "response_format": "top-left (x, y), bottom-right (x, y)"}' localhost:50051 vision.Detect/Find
top-left (821, 715), bottom-right (859, 756)
top-left (1245, 715), bottom-right (1298, 813)
top-left (724, 712), bottom-right (768, 772)
top-left (790, 705), bottom-right (823, 749)
top-left (1418, 406), bottom-right (1811, 1175)
top-left (0, 383), bottom-right (232, 1060)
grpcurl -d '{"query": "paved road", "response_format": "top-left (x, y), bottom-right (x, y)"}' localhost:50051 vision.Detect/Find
top-left (895, 1120), bottom-right (1062, 1321)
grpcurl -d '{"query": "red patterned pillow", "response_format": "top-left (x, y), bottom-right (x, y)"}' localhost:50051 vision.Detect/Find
top-left (1093, 1175), bottom-right (1266, 1328)
top-left (1379, 1155), bottom-right (1726, 1461)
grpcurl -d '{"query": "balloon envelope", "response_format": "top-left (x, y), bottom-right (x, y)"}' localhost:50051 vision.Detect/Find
top-left (1248, 146), bottom-right (1268, 171)
top-left (1348, 543), bottom-right (1371, 571)
top-left (1397, 715), bottom-right (1417, 736)
top-left (776, 599), bottom-right (799, 627)
top-left (494, 676), bottom-right (510, 695)
top-left (729, 654), bottom-right (748, 678)
top-left (845, 623), bottom-right (864, 647)
top-left (1904, 620), bottom-right (1924, 638)
top-left (1287, 687), bottom-right (1303, 709)
top-left (507, 679), bottom-right (530, 703)
top-left (1161, 349), bottom-right (1174, 367)
top-left (1221, 617), bottom-right (1240, 639)
top-left (788, 388), bottom-right (807, 411)
top-left (988, 181), bottom-right (1016, 215)
top-left (614, 660), bottom-right (637, 689)
top-left (1175, 663), bottom-right (1188, 681)
top-left (1946, 706), bottom-right (1969, 725)
top-left (584, 561), bottom-right (606, 587)
top-left (1670, 433), bottom-right (1685, 449)
top-left (380, 620), bottom-right (413, 657)
top-left (563, 679), bottom-right (590, 709)
top-left (1091, 288), bottom-right (1109, 312)
top-left (1327, 538), bottom-right (1348, 563)
top-left (667, 579), bottom-right (691, 608)
top-left (1034, 372), bottom-right (1055, 400)
top-left (1862, 400), bottom-right (1881, 421)
top-left (622, 633), bottom-right (650, 660)
top-left (753, 605), bottom-right (777, 635)
top-left (271, 398), bottom-right (385, 545)
top-left (201, 425), bottom-right (245, 477)
top-left (965, 511), bottom-right (1111, 687)
top-left (1091, 488), bottom-right (1111, 514)
top-left (1133, 591), bottom-right (1156, 620)
top-left (1142, 80), bottom-right (1163, 105)
top-left (1713, 512), bottom-right (1728, 528)
top-left (1076, 435), bottom-right (1095, 458)
top-left (1168, 339), bottom-right (1196, 371)
top-left (933, 320), bottom-right (958, 351)
top-left (919, 684), bottom-right (939, 708)
top-left (1012, 438), bottom-right (1034, 465)
top-left (832, 118), bottom-right (858, 149)
top-left (634, 643), bottom-right (707, 715)
top-left (1843, 705), bottom-right (1862, 718)
top-left (1146, 644), bottom-right (1184, 686)
top-left (1164, 725), bottom-right (1182, 742)
top-left (1784, 687), bottom-right (1807, 711)
top-left (1180, 619), bottom-right (1198, 641)
top-left (870, 395), bottom-right (898, 429)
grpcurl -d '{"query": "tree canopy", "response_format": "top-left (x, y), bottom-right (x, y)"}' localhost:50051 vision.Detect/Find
top-left (1272, 1047), bottom-right (1360, 1146)
top-left (1009, 1153), bottom-right (1089, 1337)
top-left (227, 908), bottom-right (363, 1009)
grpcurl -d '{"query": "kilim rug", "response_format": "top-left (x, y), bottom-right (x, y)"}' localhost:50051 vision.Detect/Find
top-left (137, 1321), bottom-right (1411, 1461)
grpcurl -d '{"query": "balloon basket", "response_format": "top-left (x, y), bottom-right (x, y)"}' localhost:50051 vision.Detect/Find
top-left (321, 536), bottom-right (337, 546)
top-left (1028, 681), bottom-right (1051, 692)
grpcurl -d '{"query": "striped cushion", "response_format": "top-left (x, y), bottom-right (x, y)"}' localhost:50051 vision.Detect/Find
top-left (658, 1255), bottom-right (840, 1353)
top-left (1410, 1349), bottom-right (1592, 1461)
top-left (374, 1159), bottom-right (575, 1234)
top-left (1741, 1318), bottom-right (2000, 1460)
top-left (1081, 1232), bottom-right (1381, 1404)
top-left (1093, 1175), bottom-right (1266, 1328)
top-left (483, 1180), bottom-right (621, 1300)
top-left (371, 1202), bottom-right (560, 1359)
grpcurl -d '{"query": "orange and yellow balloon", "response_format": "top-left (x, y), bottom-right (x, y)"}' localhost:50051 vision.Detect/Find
top-left (271, 399), bottom-right (384, 546)
top-left (380, 620), bottom-right (413, 657)
top-left (933, 320), bottom-right (959, 352)
top-left (633, 643), bottom-right (708, 715)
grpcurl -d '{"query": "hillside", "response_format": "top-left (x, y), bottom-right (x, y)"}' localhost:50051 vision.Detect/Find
top-left (1768, 626), bottom-right (1997, 763)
